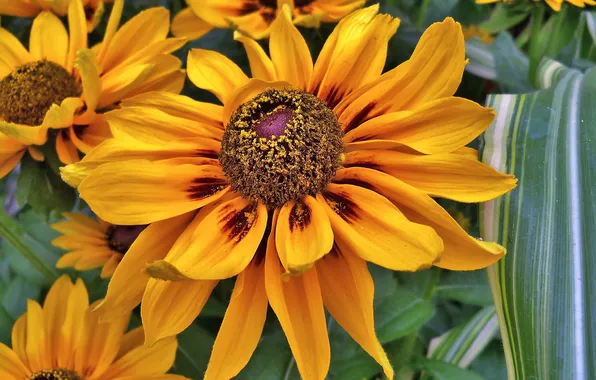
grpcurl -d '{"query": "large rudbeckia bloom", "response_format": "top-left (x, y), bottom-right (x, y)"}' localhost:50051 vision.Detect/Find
top-left (0, 275), bottom-right (185, 380)
top-left (476, 0), bottom-right (595, 11)
top-left (0, 0), bottom-right (185, 177)
top-left (171, 0), bottom-right (365, 40)
top-left (51, 212), bottom-right (147, 278)
top-left (0, 0), bottom-right (112, 31)
top-left (63, 5), bottom-right (517, 380)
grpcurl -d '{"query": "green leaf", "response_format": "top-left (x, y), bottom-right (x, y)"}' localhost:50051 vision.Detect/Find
top-left (480, 3), bottom-right (531, 34)
top-left (436, 270), bottom-right (493, 306)
top-left (372, 266), bottom-right (435, 344)
top-left (421, 306), bottom-right (499, 380)
top-left (328, 319), bottom-right (381, 380)
top-left (481, 59), bottom-right (596, 379)
top-left (16, 154), bottom-right (76, 218)
top-left (414, 358), bottom-right (484, 380)
top-left (172, 323), bottom-right (214, 378)
top-left (236, 329), bottom-right (293, 380)
top-left (468, 341), bottom-right (508, 380)
top-left (491, 32), bottom-right (533, 92)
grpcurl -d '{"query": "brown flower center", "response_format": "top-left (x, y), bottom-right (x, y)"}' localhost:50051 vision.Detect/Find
top-left (107, 225), bottom-right (148, 254)
top-left (258, 0), bottom-right (314, 9)
top-left (29, 369), bottom-right (82, 380)
top-left (219, 88), bottom-right (344, 208)
top-left (0, 60), bottom-right (81, 126)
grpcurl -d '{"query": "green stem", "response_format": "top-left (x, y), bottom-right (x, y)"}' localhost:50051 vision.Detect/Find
top-left (0, 209), bottom-right (58, 282)
top-left (528, 5), bottom-right (546, 85)
top-left (546, 4), bottom-right (566, 57)
top-left (416, 0), bottom-right (431, 29)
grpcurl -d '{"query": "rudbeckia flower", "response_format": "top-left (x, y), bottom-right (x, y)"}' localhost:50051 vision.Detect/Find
top-left (62, 5), bottom-right (517, 380)
top-left (51, 212), bottom-right (147, 278)
top-left (0, 275), bottom-right (186, 380)
top-left (0, 0), bottom-right (113, 31)
top-left (0, 0), bottom-right (185, 178)
top-left (476, 0), bottom-right (596, 11)
top-left (171, 0), bottom-right (365, 40)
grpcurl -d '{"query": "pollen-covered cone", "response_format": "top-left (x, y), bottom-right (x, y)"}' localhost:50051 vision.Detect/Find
top-left (62, 5), bottom-right (517, 380)
top-left (51, 212), bottom-right (148, 278)
top-left (0, 275), bottom-right (186, 380)
top-left (0, 0), bottom-right (113, 31)
top-left (475, 0), bottom-right (596, 11)
top-left (171, 0), bottom-right (365, 40)
top-left (0, 0), bottom-right (185, 178)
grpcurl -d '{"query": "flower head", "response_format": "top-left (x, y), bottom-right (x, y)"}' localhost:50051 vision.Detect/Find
top-left (0, 275), bottom-right (185, 380)
top-left (0, 0), bottom-right (185, 178)
top-left (63, 5), bottom-right (517, 379)
top-left (0, 0), bottom-right (113, 31)
top-left (51, 212), bottom-right (147, 278)
top-left (171, 0), bottom-right (365, 40)
top-left (476, 0), bottom-right (595, 11)
top-left (462, 25), bottom-right (495, 44)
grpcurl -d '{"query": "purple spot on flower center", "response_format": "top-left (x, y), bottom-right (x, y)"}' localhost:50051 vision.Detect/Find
top-left (255, 109), bottom-right (293, 138)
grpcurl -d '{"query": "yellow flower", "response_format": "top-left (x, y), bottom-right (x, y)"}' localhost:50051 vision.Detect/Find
top-left (0, 0), bottom-right (185, 178)
top-left (51, 212), bottom-right (147, 278)
top-left (0, 275), bottom-right (186, 380)
top-left (462, 25), bottom-right (495, 44)
top-left (476, 0), bottom-right (596, 11)
top-left (0, 0), bottom-right (113, 31)
top-left (171, 0), bottom-right (365, 40)
top-left (63, 5), bottom-right (517, 380)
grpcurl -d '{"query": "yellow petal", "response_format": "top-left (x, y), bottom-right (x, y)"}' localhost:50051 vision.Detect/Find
top-left (0, 1), bottom-right (39, 17)
top-left (335, 17), bottom-right (466, 131)
top-left (149, 197), bottom-right (268, 280)
top-left (310, 5), bottom-right (399, 107)
top-left (318, 183), bottom-right (443, 271)
top-left (100, 7), bottom-right (170, 72)
top-left (343, 150), bottom-right (518, 202)
top-left (67, 0), bottom-right (88, 72)
top-left (97, 336), bottom-right (177, 378)
top-left (56, 130), bottom-right (80, 164)
top-left (25, 300), bottom-right (50, 372)
top-left (124, 55), bottom-right (185, 97)
top-left (0, 343), bottom-right (29, 379)
top-left (187, 48), bottom-right (249, 104)
top-left (171, 7), bottom-right (213, 40)
top-left (333, 167), bottom-right (507, 269)
top-left (343, 97), bottom-right (495, 154)
top-left (42, 97), bottom-right (84, 130)
top-left (97, 0), bottom-right (124, 65)
top-left (96, 212), bottom-right (195, 319)
top-left (78, 160), bottom-right (229, 225)
top-left (276, 196), bottom-right (333, 273)
top-left (81, 303), bottom-right (130, 380)
top-left (269, 5), bottom-right (313, 90)
top-left (187, 0), bottom-right (248, 28)
top-left (62, 278), bottom-right (89, 370)
top-left (0, 28), bottom-right (33, 70)
top-left (205, 259), bottom-right (267, 380)
top-left (265, 235), bottom-right (330, 380)
top-left (0, 121), bottom-right (48, 145)
top-left (98, 62), bottom-right (156, 108)
top-left (29, 11), bottom-right (68, 67)
top-left (100, 254), bottom-right (122, 278)
top-left (141, 278), bottom-right (217, 346)
top-left (105, 106), bottom-right (223, 144)
top-left (227, 10), bottom-right (272, 39)
top-left (11, 314), bottom-right (28, 369)
top-left (235, 32), bottom-right (276, 81)
top-left (0, 149), bottom-right (25, 179)
top-left (27, 146), bottom-right (44, 162)
top-left (75, 48), bottom-right (101, 113)
top-left (317, 247), bottom-right (393, 379)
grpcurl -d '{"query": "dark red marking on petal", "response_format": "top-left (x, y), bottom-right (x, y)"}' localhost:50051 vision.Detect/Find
top-left (323, 190), bottom-right (360, 222)
top-left (288, 200), bottom-right (312, 232)
top-left (195, 149), bottom-right (219, 159)
top-left (222, 203), bottom-right (259, 242)
top-left (186, 178), bottom-right (228, 200)
top-left (332, 177), bottom-right (377, 192)
top-left (342, 159), bottom-right (382, 171)
top-left (344, 102), bottom-right (376, 133)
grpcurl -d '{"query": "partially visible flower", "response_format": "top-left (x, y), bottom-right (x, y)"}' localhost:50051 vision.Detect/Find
top-left (0, 0), bottom-right (185, 178)
top-left (52, 212), bottom-right (147, 278)
top-left (63, 5), bottom-right (517, 380)
top-left (0, 0), bottom-right (114, 31)
top-left (172, 0), bottom-right (365, 40)
top-left (462, 25), bottom-right (495, 44)
top-left (476, 0), bottom-right (596, 11)
top-left (0, 275), bottom-right (186, 380)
